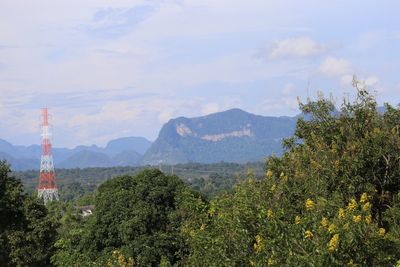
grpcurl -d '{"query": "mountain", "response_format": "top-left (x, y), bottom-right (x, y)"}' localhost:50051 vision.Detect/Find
top-left (58, 150), bottom-right (113, 169)
top-left (105, 137), bottom-right (152, 155)
top-left (0, 152), bottom-right (40, 170)
top-left (112, 150), bottom-right (142, 166)
top-left (141, 108), bottom-right (297, 165)
top-left (0, 136), bottom-right (151, 170)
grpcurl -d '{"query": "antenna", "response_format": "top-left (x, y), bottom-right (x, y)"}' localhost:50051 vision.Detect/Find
top-left (37, 108), bottom-right (59, 204)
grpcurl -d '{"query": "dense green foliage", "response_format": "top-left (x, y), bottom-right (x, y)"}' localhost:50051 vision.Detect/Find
top-left (182, 84), bottom-right (400, 266)
top-left (51, 169), bottom-right (203, 266)
top-left (0, 161), bottom-right (57, 266)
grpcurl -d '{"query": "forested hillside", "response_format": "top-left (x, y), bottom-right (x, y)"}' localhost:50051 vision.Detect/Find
top-left (1, 87), bottom-right (400, 266)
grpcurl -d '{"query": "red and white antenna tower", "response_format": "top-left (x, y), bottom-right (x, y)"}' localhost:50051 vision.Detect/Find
top-left (37, 108), bottom-right (59, 204)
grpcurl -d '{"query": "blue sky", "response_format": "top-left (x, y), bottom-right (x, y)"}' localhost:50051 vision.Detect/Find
top-left (0, 0), bottom-right (399, 147)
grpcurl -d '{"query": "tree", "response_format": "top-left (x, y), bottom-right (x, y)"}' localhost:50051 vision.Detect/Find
top-left (0, 161), bottom-right (57, 266)
top-left (184, 83), bottom-right (400, 266)
top-left (52, 169), bottom-right (205, 266)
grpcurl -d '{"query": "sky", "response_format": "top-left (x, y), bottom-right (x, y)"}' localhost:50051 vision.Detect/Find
top-left (0, 0), bottom-right (399, 147)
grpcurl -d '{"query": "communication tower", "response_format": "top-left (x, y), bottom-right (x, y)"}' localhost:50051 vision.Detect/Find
top-left (37, 108), bottom-right (59, 204)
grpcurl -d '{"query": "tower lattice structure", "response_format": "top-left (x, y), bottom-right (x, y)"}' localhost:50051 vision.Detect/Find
top-left (37, 108), bottom-right (59, 204)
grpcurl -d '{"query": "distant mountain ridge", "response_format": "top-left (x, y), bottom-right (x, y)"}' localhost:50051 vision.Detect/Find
top-left (0, 137), bottom-right (152, 171)
top-left (141, 108), bottom-right (297, 165)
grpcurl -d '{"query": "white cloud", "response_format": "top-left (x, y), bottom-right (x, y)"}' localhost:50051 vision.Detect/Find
top-left (319, 57), bottom-right (352, 77)
top-left (365, 76), bottom-right (379, 87)
top-left (264, 37), bottom-right (331, 60)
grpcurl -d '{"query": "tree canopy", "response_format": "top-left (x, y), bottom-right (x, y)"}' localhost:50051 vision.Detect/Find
top-left (0, 161), bottom-right (57, 266)
top-left (183, 84), bottom-right (400, 266)
top-left (52, 169), bottom-right (204, 266)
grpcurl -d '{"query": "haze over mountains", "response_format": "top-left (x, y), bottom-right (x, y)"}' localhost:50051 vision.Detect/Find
top-left (0, 137), bottom-right (152, 170)
top-left (1, 109), bottom-right (297, 170)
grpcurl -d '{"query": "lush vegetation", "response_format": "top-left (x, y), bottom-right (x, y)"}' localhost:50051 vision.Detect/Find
top-left (0, 161), bottom-right (57, 266)
top-left (51, 169), bottom-right (204, 266)
top-left (182, 83), bottom-right (400, 266)
top-left (2, 84), bottom-right (400, 266)
top-left (14, 162), bottom-right (265, 200)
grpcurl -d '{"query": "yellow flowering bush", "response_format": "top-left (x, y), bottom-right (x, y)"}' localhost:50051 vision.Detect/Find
top-left (379, 228), bottom-right (386, 237)
top-left (304, 230), bottom-right (313, 239)
top-left (328, 223), bottom-right (336, 234)
top-left (267, 209), bottom-right (273, 219)
top-left (353, 215), bottom-right (362, 223)
top-left (328, 234), bottom-right (339, 252)
top-left (184, 88), bottom-right (400, 266)
top-left (360, 193), bottom-right (369, 204)
top-left (305, 198), bottom-right (314, 210)
top-left (338, 208), bottom-right (345, 219)
top-left (107, 250), bottom-right (135, 267)
top-left (347, 198), bottom-right (358, 212)
top-left (254, 235), bottom-right (264, 254)
top-left (321, 217), bottom-right (329, 228)
top-left (362, 202), bottom-right (371, 212)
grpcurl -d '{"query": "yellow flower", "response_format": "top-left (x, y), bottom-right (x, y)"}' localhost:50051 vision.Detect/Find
top-left (373, 127), bottom-right (381, 135)
top-left (378, 228), bottom-right (386, 237)
top-left (118, 254), bottom-right (126, 266)
top-left (365, 214), bottom-right (372, 224)
top-left (328, 223), bottom-right (336, 234)
top-left (267, 209), bottom-right (274, 219)
top-left (362, 202), bottom-right (371, 212)
top-left (295, 215), bottom-right (301, 225)
top-left (200, 224), bottom-right (205, 231)
top-left (328, 234), bottom-right (340, 252)
top-left (208, 205), bottom-right (216, 216)
top-left (267, 258), bottom-right (276, 266)
top-left (347, 198), bottom-right (358, 212)
top-left (305, 198), bottom-right (314, 210)
top-left (271, 184), bottom-right (276, 191)
top-left (353, 215), bottom-right (362, 223)
top-left (321, 217), bottom-right (329, 228)
top-left (266, 170), bottom-right (273, 178)
top-left (338, 208), bottom-right (345, 219)
top-left (304, 230), bottom-right (313, 239)
top-left (348, 259), bottom-right (356, 267)
top-left (254, 235), bottom-right (264, 253)
top-left (360, 193), bottom-right (368, 204)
